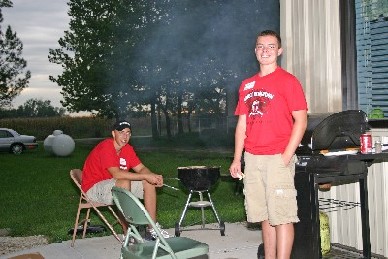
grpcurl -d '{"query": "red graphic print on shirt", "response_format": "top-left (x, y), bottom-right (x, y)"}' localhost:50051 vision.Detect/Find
top-left (244, 89), bottom-right (274, 117)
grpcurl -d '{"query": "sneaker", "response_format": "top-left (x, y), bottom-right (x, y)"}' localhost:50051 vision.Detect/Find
top-left (146, 222), bottom-right (170, 240)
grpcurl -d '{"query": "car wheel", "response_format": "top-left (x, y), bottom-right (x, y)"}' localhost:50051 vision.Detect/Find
top-left (11, 144), bottom-right (23, 155)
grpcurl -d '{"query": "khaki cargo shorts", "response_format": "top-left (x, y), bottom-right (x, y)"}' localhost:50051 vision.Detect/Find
top-left (86, 179), bottom-right (144, 205)
top-left (243, 152), bottom-right (299, 226)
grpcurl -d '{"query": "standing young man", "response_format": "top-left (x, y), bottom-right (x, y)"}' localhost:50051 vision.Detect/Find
top-left (81, 120), bottom-right (170, 240)
top-left (229, 30), bottom-right (307, 259)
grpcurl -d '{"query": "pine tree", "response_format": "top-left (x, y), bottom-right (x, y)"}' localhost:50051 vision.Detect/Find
top-left (0, 0), bottom-right (31, 108)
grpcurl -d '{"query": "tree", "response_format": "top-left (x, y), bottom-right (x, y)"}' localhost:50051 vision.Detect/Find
top-left (16, 98), bottom-right (66, 117)
top-left (0, 98), bottom-right (66, 118)
top-left (0, 0), bottom-right (31, 108)
top-left (48, 0), bottom-right (171, 119)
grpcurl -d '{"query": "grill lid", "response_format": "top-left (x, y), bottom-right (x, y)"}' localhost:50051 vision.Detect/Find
top-left (177, 166), bottom-right (220, 191)
top-left (297, 110), bottom-right (369, 154)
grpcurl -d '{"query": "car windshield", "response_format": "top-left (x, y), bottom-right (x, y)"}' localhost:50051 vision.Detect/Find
top-left (8, 129), bottom-right (20, 136)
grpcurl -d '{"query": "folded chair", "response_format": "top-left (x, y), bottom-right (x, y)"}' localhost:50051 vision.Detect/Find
top-left (111, 186), bottom-right (209, 259)
top-left (70, 169), bottom-right (122, 247)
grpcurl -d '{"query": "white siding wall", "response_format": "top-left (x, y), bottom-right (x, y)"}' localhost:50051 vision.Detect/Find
top-left (279, 0), bottom-right (342, 114)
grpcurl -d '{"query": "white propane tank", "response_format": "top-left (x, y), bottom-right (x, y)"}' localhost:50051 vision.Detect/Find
top-left (44, 130), bottom-right (75, 157)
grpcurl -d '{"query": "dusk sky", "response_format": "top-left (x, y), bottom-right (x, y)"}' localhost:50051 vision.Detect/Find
top-left (2, 0), bottom-right (69, 108)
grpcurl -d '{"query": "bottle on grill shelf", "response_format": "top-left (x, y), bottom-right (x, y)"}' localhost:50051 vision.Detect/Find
top-left (375, 140), bottom-right (382, 153)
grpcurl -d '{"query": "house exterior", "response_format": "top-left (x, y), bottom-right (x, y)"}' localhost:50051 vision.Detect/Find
top-left (279, 0), bottom-right (388, 257)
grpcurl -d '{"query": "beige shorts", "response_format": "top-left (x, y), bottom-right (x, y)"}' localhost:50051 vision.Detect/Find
top-left (243, 152), bottom-right (299, 226)
top-left (86, 179), bottom-right (144, 205)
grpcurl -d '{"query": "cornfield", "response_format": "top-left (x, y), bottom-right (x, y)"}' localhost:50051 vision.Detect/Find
top-left (0, 116), bottom-right (152, 141)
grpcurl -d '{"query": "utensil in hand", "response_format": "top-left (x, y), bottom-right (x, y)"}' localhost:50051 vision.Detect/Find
top-left (163, 183), bottom-right (179, 191)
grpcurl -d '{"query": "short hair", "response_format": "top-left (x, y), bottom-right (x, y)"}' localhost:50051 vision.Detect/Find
top-left (258, 30), bottom-right (282, 48)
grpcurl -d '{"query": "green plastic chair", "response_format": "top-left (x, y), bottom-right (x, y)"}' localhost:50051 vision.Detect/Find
top-left (111, 186), bottom-right (209, 259)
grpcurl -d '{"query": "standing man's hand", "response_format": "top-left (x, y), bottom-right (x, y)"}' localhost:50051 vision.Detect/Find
top-left (230, 114), bottom-right (246, 180)
top-left (229, 160), bottom-right (244, 179)
top-left (281, 153), bottom-right (291, 166)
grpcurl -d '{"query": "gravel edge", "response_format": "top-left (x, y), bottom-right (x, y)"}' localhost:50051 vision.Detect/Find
top-left (0, 235), bottom-right (49, 256)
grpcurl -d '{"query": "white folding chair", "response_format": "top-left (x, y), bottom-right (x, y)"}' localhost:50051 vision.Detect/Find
top-left (70, 169), bottom-right (122, 246)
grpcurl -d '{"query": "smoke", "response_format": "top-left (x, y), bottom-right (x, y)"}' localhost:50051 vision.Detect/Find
top-left (111, 0), bottom-right (280, 114)
top-left (142, 0), bottom-right (278, 78)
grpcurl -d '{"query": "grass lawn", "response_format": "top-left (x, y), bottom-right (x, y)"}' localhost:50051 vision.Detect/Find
top-left (0, 139), bottom-right (245, 243)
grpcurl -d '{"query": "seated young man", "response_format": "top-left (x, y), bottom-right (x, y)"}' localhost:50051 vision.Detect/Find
top-left (81, 120), bottom-right (170, 240)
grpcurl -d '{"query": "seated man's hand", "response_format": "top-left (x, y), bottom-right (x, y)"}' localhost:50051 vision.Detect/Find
top-left (146, 173), bottom-right (163, 187)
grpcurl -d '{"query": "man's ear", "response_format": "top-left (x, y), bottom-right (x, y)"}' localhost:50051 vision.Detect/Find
top-left (277, 47), bottom-right (283, 56)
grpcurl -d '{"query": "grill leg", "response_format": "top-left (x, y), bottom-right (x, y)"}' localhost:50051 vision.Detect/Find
top-left (360, 173), bottom-right (371, 259)
top-left (207, 192), bottom-right (221, 224)
top-left (178, 191), bottom-right (193, 226)
top-left (199, 192), bottom-right (206, 228)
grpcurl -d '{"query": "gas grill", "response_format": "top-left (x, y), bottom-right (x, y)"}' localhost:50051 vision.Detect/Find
top-left (255, 110), bottom-right (388, 258)
top-left (291, 110), bottom-right (388, 259)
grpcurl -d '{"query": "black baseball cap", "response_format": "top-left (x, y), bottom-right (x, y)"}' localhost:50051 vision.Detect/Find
top-left (113, 120), bottom-right (132, 131)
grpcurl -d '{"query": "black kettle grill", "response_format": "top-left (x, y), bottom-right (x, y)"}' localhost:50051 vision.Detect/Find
top-left (175, 166), bottom-right (225, 237)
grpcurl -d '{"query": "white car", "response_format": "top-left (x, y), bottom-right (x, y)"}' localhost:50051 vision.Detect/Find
top-left (0, 128), bottom-right (38, 154)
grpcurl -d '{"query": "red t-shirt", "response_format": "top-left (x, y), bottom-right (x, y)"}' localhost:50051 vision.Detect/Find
top-left (81, 138), bottom-right (141, 192)
top-left (235, 67), bottom-right (307, 155)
